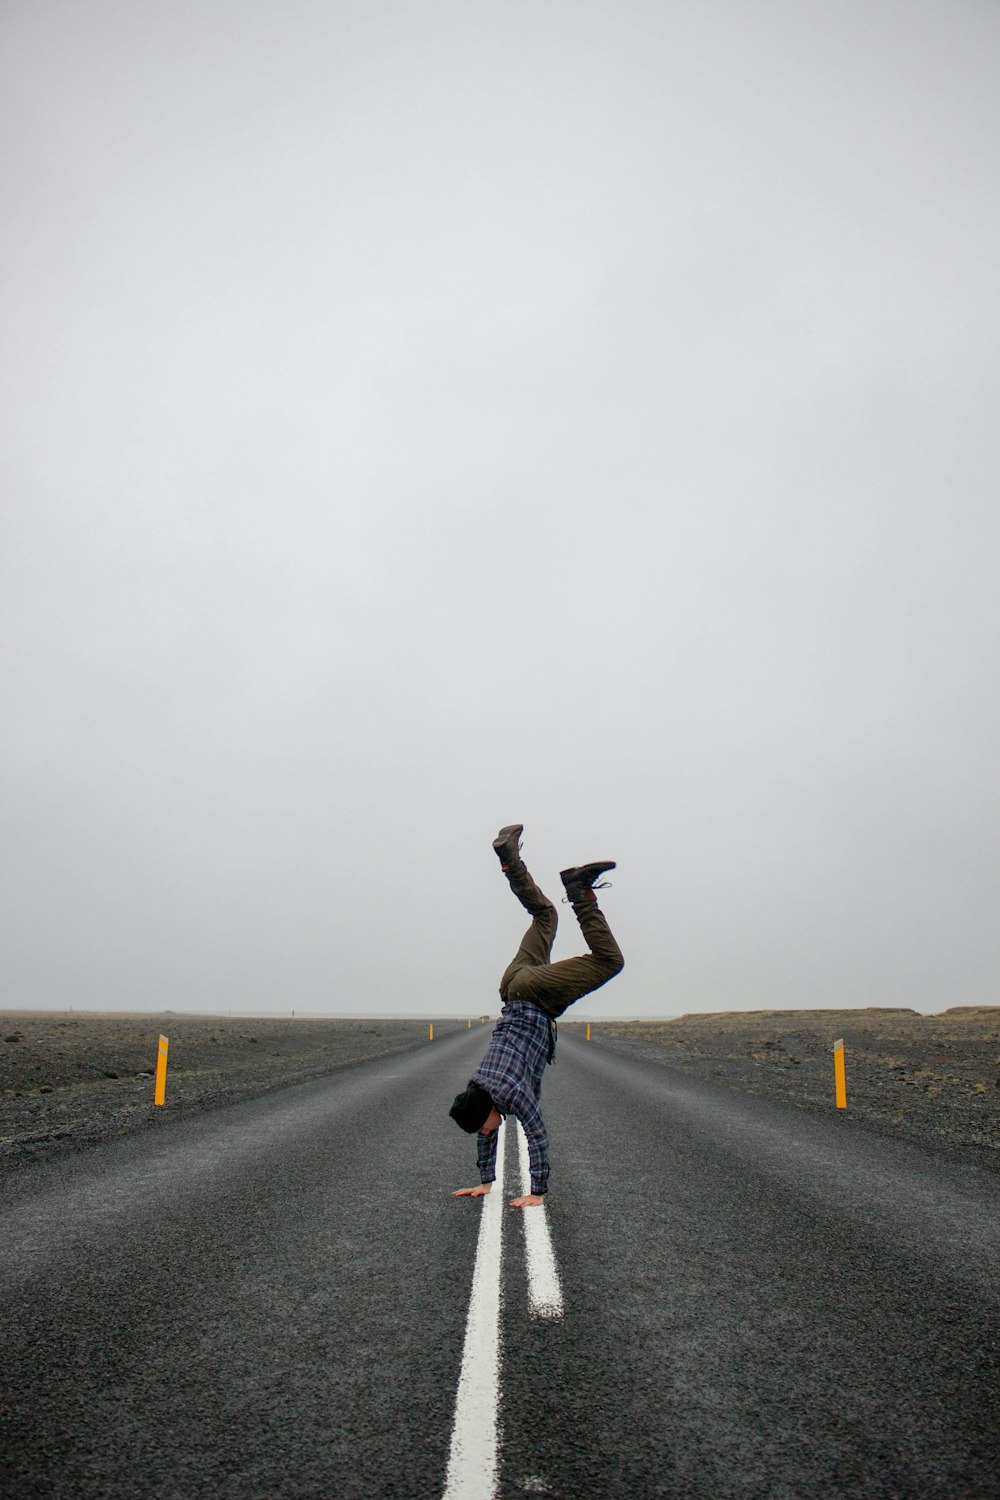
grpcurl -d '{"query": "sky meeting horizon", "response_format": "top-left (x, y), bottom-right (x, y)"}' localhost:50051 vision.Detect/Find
top-left (2, 1), bottom-right (998, 1021)
top-left (4, 1004), bottom-right (997, 1024)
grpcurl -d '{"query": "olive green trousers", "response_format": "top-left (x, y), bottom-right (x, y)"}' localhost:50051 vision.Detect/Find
top-left (498, 860), bottom-right (624, 1020)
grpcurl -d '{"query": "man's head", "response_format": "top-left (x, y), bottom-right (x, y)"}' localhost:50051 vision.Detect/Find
top-left (449, 1082), bottom-right (497, 1134)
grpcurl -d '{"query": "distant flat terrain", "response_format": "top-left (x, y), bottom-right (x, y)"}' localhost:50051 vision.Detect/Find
top-left (0, 1012), bottom-right (471, 1176)
top-left (3, 1007), bottom-right (998, 1181)
top-left (564, 1006), bottom-right (1000, 1161)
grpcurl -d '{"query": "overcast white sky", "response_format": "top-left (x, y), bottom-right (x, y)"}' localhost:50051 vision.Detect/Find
top-left (2, 0), bottom-right (998, 1019)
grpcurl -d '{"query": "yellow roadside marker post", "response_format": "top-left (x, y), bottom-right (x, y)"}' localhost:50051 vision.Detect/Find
top-left (586, 1023), bottom-right (591, 1042)
top-left (834, 1038), bottom-right (847, 1109)
top-left (429, 1023), bottom-right (434, 1042)
top-left (467, 1018), bottom-right (472, 1029)
top-left (154, 1035), bottom-right (169, 1107)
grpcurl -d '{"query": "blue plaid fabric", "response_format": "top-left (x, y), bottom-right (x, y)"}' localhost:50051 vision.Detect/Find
top-left (471, 999), bottom-right (555, 1195)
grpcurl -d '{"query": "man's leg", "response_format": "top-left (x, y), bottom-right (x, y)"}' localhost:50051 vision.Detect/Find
top-left (505, 863), bottom-right (624, 1016)
top-left (493, 825), bottom-right (558, 999)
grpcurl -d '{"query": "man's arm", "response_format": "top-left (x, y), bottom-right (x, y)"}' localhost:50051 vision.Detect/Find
top-left (452, 1127), bottom-right (499, 1199)
top-left (476, 1122), bottom-right (499, 1184)
top-left (508, 1089), bottom-right (549, 1201)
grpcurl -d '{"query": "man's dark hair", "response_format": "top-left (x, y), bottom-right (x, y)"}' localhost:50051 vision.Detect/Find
top-left (449, 1082), bottom-right (495, 1133)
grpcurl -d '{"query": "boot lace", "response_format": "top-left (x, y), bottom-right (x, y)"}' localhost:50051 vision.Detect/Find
top-left (561, 877), bottom-right (612, 902)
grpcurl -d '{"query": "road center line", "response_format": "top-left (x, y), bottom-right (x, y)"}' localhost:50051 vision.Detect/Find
top-left (515, 1121), bottom-right (564, 1320)
top-left (442, 1120), bottom-right (507, 1500)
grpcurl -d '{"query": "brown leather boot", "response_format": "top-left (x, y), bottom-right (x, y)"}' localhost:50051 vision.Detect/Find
top-left (493, 824), bottom-right (524, 871)
top-left (559, 861), bottom-right (616, 903)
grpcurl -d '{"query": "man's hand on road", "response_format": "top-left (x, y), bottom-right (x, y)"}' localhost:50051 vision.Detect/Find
top-left (451, 1186), bottom-right (544, 1206)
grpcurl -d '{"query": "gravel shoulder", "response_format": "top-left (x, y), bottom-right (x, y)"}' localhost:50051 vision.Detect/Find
top-left (0, 1012), bottom-right (468, 1179)
top-left (561, 1005), bottom-right (1000, 1168)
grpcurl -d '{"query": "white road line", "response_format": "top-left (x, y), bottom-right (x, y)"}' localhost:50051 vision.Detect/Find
top-left (515, 1120), bottom-right (564, 1320)
top-left (442, 1121), bottom-right (507, 1500)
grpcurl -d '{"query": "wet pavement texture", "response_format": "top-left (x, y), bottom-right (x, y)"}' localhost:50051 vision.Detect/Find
top-left (2, 1026), bottom-right (998, 1499)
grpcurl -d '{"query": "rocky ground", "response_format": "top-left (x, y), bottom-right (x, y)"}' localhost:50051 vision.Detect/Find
top-left (562, 1006), bottom-right (1000, 1167)
top-left (0, 1012), bottom-right (470, 1179)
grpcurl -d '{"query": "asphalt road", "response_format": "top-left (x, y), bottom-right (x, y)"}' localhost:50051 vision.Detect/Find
top-left (2, 1028), bottom-right (998, 1500)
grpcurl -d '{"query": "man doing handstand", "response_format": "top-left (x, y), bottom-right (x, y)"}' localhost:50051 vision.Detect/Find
top-left (449, 824), bottom-right (624, 1208)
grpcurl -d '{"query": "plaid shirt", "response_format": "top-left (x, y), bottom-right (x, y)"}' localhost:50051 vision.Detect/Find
top-left (472, 1000), bottom-right (555, 1196)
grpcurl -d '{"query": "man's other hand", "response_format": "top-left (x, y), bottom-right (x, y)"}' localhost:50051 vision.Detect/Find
top-left (509, 1194), bottom-right (545, 1209)
top-left (452, 1184), bottom-right (492, 1198)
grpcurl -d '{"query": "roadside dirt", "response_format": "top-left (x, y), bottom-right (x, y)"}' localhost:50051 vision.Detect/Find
top-left (0, 1012), bottom-right (468, 1178)
top-left (563, 1007), bottom-right (1000, 1164)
